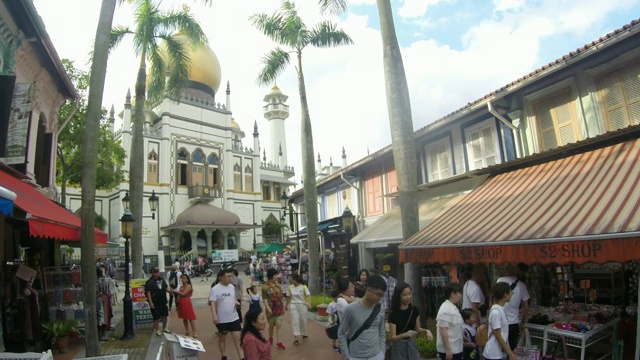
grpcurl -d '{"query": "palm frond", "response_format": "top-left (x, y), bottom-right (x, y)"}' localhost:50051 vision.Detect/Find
top-left (317, 0), bottom-right (348, 15)
top-left (256, 48), bottom-right (291, 86)
top-left (109, 26), bottom-right (133, 51)
top-left (309, 21), bottom-right (353, 48)
top-left (158, 11), bottom-right (208, 47)
top-left (146, 45), bottom-right (166, 104)
top-left (250, 12), bottom-right (287, 45)
top-left (161, 35), bottom-right (191, 101)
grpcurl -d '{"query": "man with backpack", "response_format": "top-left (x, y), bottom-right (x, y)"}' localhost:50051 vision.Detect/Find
top-left (262, 268), bottom-right (287, 350)
top-left (496, 263), bottom-right (530, 350)
top-left (338, 274), bottom-right (387, 360)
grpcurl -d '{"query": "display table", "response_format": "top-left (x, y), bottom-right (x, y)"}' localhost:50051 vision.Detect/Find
top-left (525, 320), bottom-right (615, 360)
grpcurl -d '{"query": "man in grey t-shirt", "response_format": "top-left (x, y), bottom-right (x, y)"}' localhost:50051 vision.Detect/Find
top-left (338, 274), bottom-right (387, 360)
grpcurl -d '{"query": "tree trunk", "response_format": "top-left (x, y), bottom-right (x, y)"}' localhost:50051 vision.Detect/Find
top-left (130, 54), bottom-right (147, 279)
top-left (80, 0), bottom-right (117, 356)
top-left (375, 0), bottom-right (423, 319)
top-left (297, 52), bottom-right (320, 295)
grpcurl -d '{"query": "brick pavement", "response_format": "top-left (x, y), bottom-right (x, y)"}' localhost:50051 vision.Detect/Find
top-left (165, 295), bottom-right (342, 360)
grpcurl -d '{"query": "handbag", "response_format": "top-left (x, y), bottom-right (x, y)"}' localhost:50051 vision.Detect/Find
top-left (514, 329), bottom-right (540, 360)
top-left (325, 312), bottom-right (340, 340)
top-left (347, 303), bottom-right (381, 346)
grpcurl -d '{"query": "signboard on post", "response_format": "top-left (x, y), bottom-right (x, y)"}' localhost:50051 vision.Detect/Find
top-left (211, 249), bottom-right (238, 262)
top-left (131, 279), bottom-right (153, 324)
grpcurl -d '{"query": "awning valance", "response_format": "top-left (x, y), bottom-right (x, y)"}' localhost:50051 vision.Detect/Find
top-left (352, 175), bottom-right (487, 248)
top-left (400, 138), bottom-right (640, 265)
top-left (0, 171), bottom-right (108, 244)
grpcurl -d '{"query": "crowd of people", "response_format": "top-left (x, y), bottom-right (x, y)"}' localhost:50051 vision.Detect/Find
top-left (141, 257), bottom-right (532, 360)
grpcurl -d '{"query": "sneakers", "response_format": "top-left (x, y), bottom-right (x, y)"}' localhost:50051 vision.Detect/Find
top-left (332, 345), bottom-right (340, 353)
top-left (163, 329), bottom-right (171, 334)
top-left (221, 357), bottom-right (228, 360)
top-left (276, 342), bottom-right (286, 350)
top-left (155, 329), bottom-right (162, 336)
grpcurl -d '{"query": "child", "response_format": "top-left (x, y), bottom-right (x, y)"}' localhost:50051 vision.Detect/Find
top-left (246, 285), bottom-right (262, 313)
top-left (461, 309), bottom-right (478, 360)
top-left (326, 290), bottom-right (340, 352)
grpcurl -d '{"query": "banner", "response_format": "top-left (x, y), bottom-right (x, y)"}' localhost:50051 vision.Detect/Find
top-left (211, 249), bottom-right (238, 262)
top-left (131, 278), bottom-right (153, 324)
top-left (4, 83), bottom-right (33, 164)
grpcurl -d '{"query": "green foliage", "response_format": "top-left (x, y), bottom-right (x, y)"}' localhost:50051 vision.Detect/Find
top-left (416, 326), bottom-right (438, 358)
top-left (56, 59), bottom-right (126, 191)
top-left (309, 293), bottom-right (328, 311)
top-left (42, 319), bottom-right (81, 344)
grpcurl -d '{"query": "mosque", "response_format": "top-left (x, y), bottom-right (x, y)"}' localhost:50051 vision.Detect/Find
top-left (64, 35), bottom-right (295, 270)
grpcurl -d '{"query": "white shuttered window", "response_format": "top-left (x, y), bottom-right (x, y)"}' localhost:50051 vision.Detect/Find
top-left (534, 90), bottom-right (580, 151)
top-left (425, 137), bottom-right (453, 182)
top-left (464, 120), bottom-right (499, 171)
top-left (597, 64), bottom-right (640, 131)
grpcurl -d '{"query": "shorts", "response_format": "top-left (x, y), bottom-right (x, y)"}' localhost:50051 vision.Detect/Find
top-left (151, 302), bottom-right (169, 320)
top-left (267, 315), bottom-right (283, 326)
top-left (216, 319), bottom-right (242, 334)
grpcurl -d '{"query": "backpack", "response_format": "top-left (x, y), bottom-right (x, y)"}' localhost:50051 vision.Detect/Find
top-left (267, 284), bottom-right (284, 316)
top-left (476, 308), bottom-right (497, 346)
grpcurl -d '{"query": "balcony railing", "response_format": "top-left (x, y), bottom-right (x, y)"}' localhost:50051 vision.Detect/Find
top-left (188, 185), bottom-right (221, 199)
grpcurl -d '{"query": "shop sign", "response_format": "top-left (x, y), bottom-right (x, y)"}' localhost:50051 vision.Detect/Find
top-left (589, 290), bottom-right (597, 302)
top-left (211, 250), bottom-right (238, 262)
top-left (131, 278), bottom-right (153, 324)
top-left (3, 83), bottom-right (33, 165)
top-left (400, 238), bottom-right (638, 265)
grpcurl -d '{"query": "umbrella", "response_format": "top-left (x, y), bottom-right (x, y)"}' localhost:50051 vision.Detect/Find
top-left (256, 243), bottom-right (289, 253)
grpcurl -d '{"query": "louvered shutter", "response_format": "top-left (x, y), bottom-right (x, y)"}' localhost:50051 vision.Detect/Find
top-left (622, 65), bottom-right (640, 125)
top-left (598, 64), bottom-right (640, 129)
top-left (536, 97), bottom-right (558, 150)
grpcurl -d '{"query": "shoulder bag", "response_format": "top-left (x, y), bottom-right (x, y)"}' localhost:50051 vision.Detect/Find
top-left (347, 303), bottom-right (381, 346)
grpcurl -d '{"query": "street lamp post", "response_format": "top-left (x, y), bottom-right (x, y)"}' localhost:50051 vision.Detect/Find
top-left (148, 190), bottom-right (162, 270)
top-left (120, 192), bottom-right (135, 340)
top-left (280, 190), bottom-right (304, 273)
top-left (341, 206), bottom-right (355, 279)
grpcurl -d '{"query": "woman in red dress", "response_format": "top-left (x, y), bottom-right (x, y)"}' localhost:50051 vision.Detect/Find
top-left (174, 274), bottom-right (197, 338)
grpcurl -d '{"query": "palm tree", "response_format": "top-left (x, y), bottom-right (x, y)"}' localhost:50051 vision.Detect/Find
top-left (251, 0), bottom-right (352, 294)
top-left (109, 0), bottom-right (207, 279)
top-left (79, 1), bottom-right (210, 355)
top-left (318, 0), bottom-right (421, 314)
top-left (80, 1), bottom-right (118, 355)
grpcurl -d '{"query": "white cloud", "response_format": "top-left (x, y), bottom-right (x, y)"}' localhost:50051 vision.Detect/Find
top-left (398, 0), bottom-right (444, 18)
top-left (492, 0), bottom-right (525, 13)
top-left (32, 0), bottom-right (640, 183)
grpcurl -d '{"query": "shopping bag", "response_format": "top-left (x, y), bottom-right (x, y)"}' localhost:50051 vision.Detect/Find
top-left (515, 329), bottom-right (540, 360)
top-left (325, 323), bottom-right (339, 340)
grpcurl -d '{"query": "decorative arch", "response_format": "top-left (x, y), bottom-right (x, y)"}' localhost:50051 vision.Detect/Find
top-left (233, 162), bottom-right (242, 191)
top-left (244, 164), bottom-right (253, 192)
top-left (207, 153), bottom-right (220, 189)
top-left (148, 149), bottom-right (159, 183)
top-left (177, 148), bottom-right (190, 186)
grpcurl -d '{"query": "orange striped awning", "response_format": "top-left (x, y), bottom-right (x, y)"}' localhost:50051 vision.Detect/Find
top-left (400, 138), bottom-right (640, 265)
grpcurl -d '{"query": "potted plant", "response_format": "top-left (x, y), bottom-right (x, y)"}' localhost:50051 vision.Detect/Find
top-left (42, 319), bottom-right (80, 353)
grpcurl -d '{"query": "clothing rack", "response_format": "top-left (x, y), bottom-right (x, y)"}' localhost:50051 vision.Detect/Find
top-left (422, 276), bottom-right (449, 287)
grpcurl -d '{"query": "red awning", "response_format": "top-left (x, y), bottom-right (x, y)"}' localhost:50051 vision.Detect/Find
top-left (400, 137), bottom-right (640, 265)
top-left (0, 171), bottom-right (107, 244)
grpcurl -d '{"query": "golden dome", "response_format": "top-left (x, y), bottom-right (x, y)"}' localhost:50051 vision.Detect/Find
top-left (231, 118), bottom-right (240, 129)
top-left (159, 34), bottom-right (222, 97)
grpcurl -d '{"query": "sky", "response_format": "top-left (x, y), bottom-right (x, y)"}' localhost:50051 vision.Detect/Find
top-left (33, 0), bottom-right (640, 184)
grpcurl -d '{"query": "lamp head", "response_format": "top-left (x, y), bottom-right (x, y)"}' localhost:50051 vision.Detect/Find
top-left (148, 190), bottom-right (159, 213)
top-left (120, 208), bottom-right (135, 239)
top-left (122, 191), bottom-right (130, 210)
top-left (280, 190), bottom-right (289, 209)
top-left (341, 205), bottom-right (354, 233)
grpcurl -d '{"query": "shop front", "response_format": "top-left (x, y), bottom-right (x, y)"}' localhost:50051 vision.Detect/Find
top-left (0, 168), bottom-right (108, 352)
top-left (400, 137), bottom-right (640, 360)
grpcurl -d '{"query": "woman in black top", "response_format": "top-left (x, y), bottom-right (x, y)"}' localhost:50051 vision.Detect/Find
top-left (354, 269), bottom-right (369, 298)
top-left (388, 282), bottom-right (433, 360)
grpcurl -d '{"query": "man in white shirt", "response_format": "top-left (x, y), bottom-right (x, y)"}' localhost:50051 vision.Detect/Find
top-left (210, 268), bottom-right (244, 360)
top-left (496, 263), bottom-right (530, 350)
top-left (462, 264), bottom-right (487, 328)
top-left (166, 264), bottom-right (181, 311)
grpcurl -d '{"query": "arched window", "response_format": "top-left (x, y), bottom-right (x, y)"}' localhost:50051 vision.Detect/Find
top-left (207, 153), bottom-right (220, 189)
top-left (177, 148), bottom-right (190, 185)
top-left (191, 149), bottom-right (205, 186)
top-left (233, 162), bottom-right (242, 191)
top-left (244, 164), bottom-right (253, 192)
top-left (147, 149), bottom-right (159, 183)
top-left (262, 182), bottom-right (271, 201)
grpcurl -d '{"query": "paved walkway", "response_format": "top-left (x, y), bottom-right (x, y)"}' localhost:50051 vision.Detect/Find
top-left (145, 275), bottom-right (342, 360)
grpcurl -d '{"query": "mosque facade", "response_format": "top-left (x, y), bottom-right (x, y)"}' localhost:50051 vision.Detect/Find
top-left (64, 38), bottom-right (295, 270)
